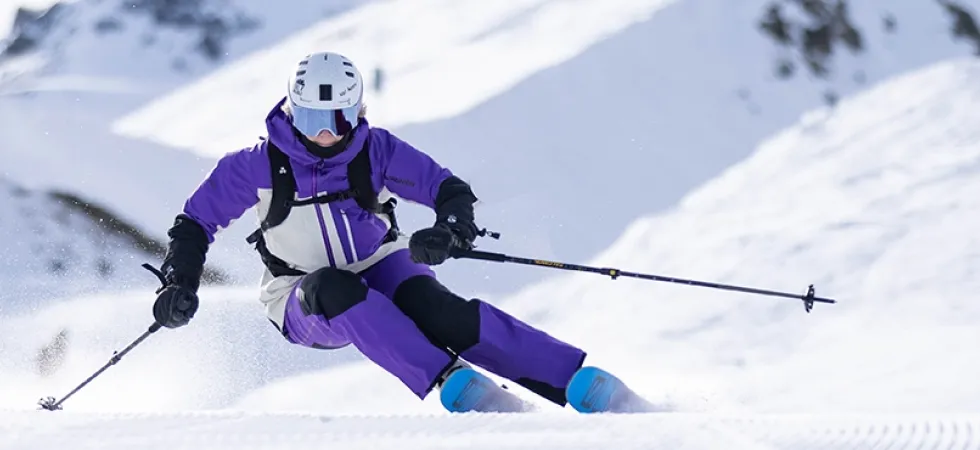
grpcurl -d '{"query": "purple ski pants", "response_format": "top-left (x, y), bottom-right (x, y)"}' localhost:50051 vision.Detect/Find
top-left (281, 249), bottom-right (586, 405)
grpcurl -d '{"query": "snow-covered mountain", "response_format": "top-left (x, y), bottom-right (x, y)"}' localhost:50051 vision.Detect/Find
top-left (388, 0), bottom-right (980, 293)
top-left (107, 0), bottom-right (980, 296)
top-left (0, 0), bottom-right (371, 288)
top-left (1, 0), bottom-right (668, 294)
top-left (110, 0), bottom-right (674, 156)
top-left (5, 0), bottom-right (977, 299)
top-left (1, 0), bottom-right (366, 80)
top-left (0, 1), bottom-right (61, 38)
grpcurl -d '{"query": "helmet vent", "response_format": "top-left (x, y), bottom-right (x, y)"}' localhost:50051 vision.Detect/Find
top-left (296, 70), bottom-right (306, 76)
top-left (319, 84), bottom-right (333, 101)
top-left (345, 71), bottom-right (355, 78)
top-left (342, 61), bottom-right (353, 67)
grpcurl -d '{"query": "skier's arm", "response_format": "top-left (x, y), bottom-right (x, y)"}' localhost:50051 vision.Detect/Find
top-left (162, 146), bottom-right (262, 291)
top-left (376, 129), bottom-right (479, 240)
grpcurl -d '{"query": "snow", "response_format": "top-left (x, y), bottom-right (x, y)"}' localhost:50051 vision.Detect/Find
top-left (0, 1), bottom-right (65, 37)
top-left (213, 57), bottom-right (980, 419)
top-left (0, 287), bottom-right (344, 413)
top-left (106, 0), bottom-right (979, 297)
top-left (4, 55), bottom-right (980, 448)
top-left (3, 0), bottom-right (980, 447)
top-left (111, 0), bottom-right (674, 157)
top-left (0, 177), bottom-right (162, 314)
top-left (0, 0), bottom-right (369, 283)
top-left (498, 57), bottom-right (980, 415)
top-left (5, 410), bottom-right (980, 449)
top-left (0, 0), bottom-right (675, 292)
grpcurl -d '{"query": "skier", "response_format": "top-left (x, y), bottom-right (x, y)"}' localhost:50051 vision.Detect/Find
top-left (147, 51), bottom-right (640, 413)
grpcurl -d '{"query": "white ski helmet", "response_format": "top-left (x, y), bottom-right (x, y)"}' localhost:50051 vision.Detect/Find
top-left (286, 51), bottom-right (364, 137)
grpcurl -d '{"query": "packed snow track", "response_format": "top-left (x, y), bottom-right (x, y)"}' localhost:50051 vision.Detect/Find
top-left (4, 410), bottom-right (980, 449)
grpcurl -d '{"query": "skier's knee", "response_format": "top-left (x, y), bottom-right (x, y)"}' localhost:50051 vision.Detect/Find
top-left (298, 267), bottom-right (368, 319)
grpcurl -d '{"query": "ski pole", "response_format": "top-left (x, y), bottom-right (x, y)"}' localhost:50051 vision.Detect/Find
top-left (452, 236), bottom-right (836, 312)
top-left (38, 263), bottom-right (168, 411)
top-left (38, 321), bottom-right (162, 411)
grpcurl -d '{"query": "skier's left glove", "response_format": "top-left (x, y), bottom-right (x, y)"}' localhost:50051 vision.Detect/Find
top-left (434, 175), bottom-right (479, 242)
top-left (411, 175), bottom-right (480, 265)
top-left (409, 223), bottom-right (472, 266)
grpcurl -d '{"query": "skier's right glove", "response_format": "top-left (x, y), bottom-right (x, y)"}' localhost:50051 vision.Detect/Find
top-left (152, 214), bottom-right (208, 329)
top-left (152, 281), bottom-right (199, 329)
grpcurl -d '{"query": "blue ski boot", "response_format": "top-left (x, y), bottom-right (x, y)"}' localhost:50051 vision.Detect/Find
top-left (439, 363), bottom-right (530, 413)
top-left (565, 366), bottom-right (656, 413)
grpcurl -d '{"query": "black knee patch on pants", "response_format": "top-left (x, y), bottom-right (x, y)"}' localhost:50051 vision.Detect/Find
top-left (298, 267), bottom-right (368, 320)
top-left (392, 275), bottom-right (480, 354)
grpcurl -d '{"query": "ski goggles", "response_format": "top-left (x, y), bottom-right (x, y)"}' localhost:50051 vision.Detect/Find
top-left (288, 100), bottom-right (360, 137)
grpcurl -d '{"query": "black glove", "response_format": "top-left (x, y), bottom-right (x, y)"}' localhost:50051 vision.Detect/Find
top-left (153, 282), bottom-right (199, 329)
top-left (152, 214), bottom-right (208, 328)
top-left (438, 212), bottom-right (479, 243)
top-left (409, 223), bottom-right (472, 265)
top-left (411, 176), bottom-right (480, 265)
top-left (433, 176), bottom-right (480, 243)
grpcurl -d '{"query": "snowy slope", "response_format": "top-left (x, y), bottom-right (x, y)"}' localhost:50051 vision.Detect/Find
top-left (0, 177), bottom-right (170, 313)
top-left (496, 56), bottom-right (980, 414)
top-left (387, 0), bottom-right (980, 293)
top-left (5, 411), bottom-right (980, 450)
top-left (0, 287), bottom-right (347, 413)
top-left (109, 0), bottom-right (980, 297)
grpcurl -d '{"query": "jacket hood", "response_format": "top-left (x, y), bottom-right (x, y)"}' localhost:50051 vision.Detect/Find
top-left (265, 97), bottom-right (369, 169)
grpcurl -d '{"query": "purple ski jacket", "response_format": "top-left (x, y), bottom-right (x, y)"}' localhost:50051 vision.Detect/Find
top-left (179, 98), bottom-right (455, 327)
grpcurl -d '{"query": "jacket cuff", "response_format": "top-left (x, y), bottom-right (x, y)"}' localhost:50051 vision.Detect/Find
top-left (162, 214), bottom-right (209, 292)
top-left (434, 176), bottom-right (479, 241)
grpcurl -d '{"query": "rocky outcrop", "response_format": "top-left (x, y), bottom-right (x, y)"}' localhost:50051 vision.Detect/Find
top-left (1, 0), bottom-right (260, 62)
top-left (757, 0), bottom-right (980, 106)
top-left (119, 0), bottom-right (259, 61)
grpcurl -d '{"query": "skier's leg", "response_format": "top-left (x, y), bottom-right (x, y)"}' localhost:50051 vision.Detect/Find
top-left (281, 266), bottom-right (455, 399)
top-left (361, 249), bottom-right (587, 406)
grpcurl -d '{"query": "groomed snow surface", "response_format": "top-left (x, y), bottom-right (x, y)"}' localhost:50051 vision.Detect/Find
top-left (6, 411), bottom-right (980, 449)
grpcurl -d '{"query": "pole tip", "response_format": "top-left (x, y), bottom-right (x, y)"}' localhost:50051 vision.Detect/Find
top-left (37, 396), bottom-right (61, 411)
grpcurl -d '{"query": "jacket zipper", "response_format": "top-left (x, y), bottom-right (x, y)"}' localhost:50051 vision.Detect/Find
top-left (312, 161), bottom-right (337, 267)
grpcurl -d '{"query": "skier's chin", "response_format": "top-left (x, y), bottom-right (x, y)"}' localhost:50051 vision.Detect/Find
top-left (308, 131), bottom-right (343, 146)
